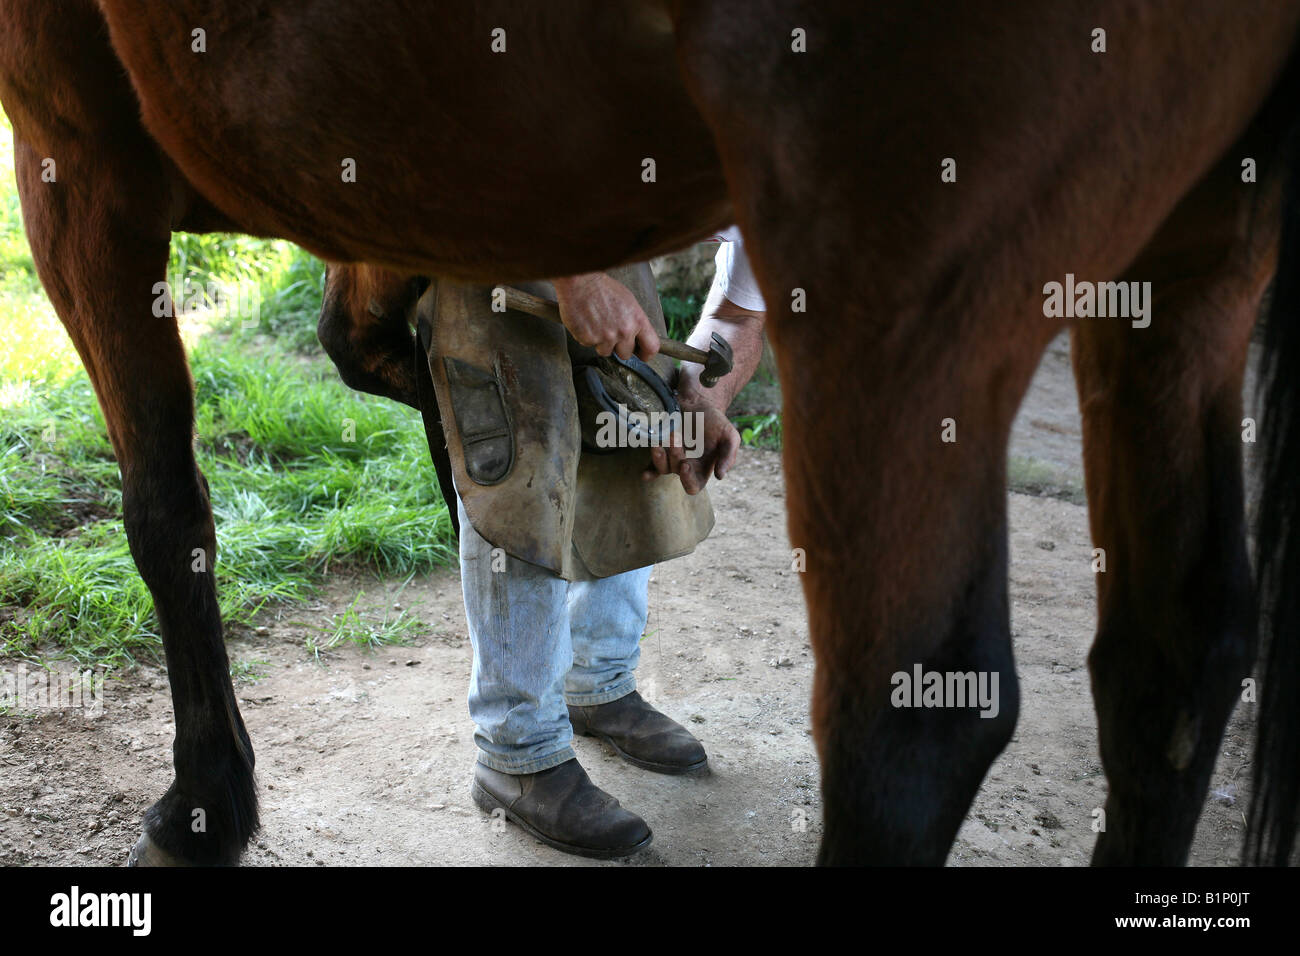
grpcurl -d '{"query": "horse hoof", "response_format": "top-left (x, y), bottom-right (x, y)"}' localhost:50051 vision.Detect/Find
top-left (126, 832), bottom-right (189, 867)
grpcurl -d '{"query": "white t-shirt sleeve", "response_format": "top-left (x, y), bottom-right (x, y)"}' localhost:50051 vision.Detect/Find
top-left (708, 226), bottom-right (767, 312)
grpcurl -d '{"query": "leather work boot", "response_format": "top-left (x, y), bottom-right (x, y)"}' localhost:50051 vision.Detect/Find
top-left (471, 758), bottom-right (652, 859)
top-left (568, 691), bottom-right (709, 774)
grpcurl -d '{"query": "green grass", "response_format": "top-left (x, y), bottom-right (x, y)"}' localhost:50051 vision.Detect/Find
top-left (660, 292), bottom-right (705, 343)
top-left (230, 657), bottom-right (270, 683)
top-left (0, 113), bottom-right (455, 669)
top-left (0, 336), bottom-right (458, 667)
top-left (732, 411), bottom-right (783, 451)
top-left (1007, 455), bottom-right (1086, 505)
top-left (297, 590), bottom-right (423, 661)
top-left (168, 231), bottom-right (326, 351)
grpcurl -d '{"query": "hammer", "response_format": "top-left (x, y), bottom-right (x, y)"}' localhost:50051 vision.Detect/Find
top-left (498, 285), bottom-right (735, 388)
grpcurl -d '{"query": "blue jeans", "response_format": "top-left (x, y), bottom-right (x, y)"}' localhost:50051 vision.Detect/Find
top-left (457, 496), bottom-right (652, 774)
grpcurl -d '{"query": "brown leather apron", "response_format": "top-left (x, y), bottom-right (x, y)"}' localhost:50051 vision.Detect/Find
top-left (417, 262), bottom-right (713, 580)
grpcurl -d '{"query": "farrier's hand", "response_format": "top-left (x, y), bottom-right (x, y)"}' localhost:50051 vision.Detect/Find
top-left (552, 272), bottom-right (660, 361)
top-left (643, 397), bottom-right (740, 495)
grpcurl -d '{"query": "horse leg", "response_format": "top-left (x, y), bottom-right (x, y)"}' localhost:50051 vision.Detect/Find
top-left (1073, 154), bottom-right (1278, 865)
top-left (17, 154), bottom-right (258, 866)
top-left (318, 264), bottom-right (427, 409)
top-left (671, 10), bottom-right (1080, 867)
top-left (772, 302), bottom-right (1037, 865)
top-left (6, 2), bottom-right (256, 865)
top-left (679, 181), bottom-right (1040, 863)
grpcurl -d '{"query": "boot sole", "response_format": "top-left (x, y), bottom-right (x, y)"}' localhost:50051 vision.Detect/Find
top-left (580, 729), bottom-right (710, 776)
top-left (471, 779), bottom-right (653, 860)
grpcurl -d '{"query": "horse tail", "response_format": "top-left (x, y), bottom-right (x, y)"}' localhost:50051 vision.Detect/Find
top-left (1248, 91), bottom-right (1300, 866)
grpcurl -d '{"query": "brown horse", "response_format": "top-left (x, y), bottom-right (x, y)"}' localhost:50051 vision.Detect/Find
top-left (2, 0), bottom-right (1299, 865)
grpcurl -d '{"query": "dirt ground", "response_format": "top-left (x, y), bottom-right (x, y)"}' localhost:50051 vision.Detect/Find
top-left (0, 333), bottom-right (1259, 866)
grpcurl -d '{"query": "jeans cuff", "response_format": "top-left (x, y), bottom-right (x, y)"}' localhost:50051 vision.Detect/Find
top-left (475, 745), bottom-right (576, 776)
top-left (564, 677), bottom-right (636, 708)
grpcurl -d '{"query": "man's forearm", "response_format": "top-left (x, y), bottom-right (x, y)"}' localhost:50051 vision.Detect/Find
top-left (676, 285), bottom-right (767, 413)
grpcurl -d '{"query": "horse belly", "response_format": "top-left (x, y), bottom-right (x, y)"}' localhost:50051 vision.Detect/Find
top-left (95, 0), bottom-right (729, 277)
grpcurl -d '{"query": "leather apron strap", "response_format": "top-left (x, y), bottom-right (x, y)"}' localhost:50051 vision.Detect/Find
top-left (415, 314), bottom-right (460, 541)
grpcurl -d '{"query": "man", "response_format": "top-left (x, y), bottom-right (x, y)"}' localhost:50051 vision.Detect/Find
top-left (319, 232), bottom-right (768, 859)
top-left (459, 231), bottom-right (768, 858)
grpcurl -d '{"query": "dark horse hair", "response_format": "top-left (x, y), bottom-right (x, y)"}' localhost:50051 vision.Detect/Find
top-left (1251, 64), bottom-right (1300, 866)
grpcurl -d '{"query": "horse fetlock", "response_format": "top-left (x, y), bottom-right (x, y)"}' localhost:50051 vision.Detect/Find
top-left (139, 761), bottom-right (260, 866)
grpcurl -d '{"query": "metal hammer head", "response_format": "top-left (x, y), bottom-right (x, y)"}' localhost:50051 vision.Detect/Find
top-left (700, 332), bottom-right (735, 388)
